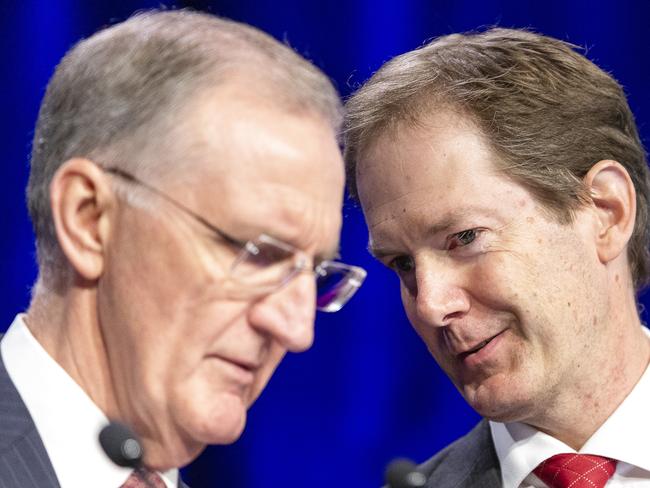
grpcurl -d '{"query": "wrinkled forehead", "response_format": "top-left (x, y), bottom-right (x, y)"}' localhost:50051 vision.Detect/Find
top-left (172, 87), bottom-right (345, 253)
top-left (186, 80), bottom-right (339, 167)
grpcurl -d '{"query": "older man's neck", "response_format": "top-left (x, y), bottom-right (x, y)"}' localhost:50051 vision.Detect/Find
top-left (25, 278), bottom-right (219, 471)
top-left (25, 279), bottom-right (121, 421)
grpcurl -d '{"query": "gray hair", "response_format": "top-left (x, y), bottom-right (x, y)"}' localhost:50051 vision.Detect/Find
top-left (27, 9), bottom-right (342, 289)
top-left (344, 28), bottom-right (650, 289)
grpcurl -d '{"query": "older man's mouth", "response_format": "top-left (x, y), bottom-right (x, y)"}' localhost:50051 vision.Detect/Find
top-left (207, 354), bottom-right (260, 387)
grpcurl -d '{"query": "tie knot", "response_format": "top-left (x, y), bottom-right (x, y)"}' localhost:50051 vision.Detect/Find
top-left (534, 453), bottom-right (617, 488)
top-left (120, 468), bottom-right (167, 488)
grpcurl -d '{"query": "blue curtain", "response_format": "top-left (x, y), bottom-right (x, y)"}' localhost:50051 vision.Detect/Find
top-left (2, 1), bottom-right (648, 486)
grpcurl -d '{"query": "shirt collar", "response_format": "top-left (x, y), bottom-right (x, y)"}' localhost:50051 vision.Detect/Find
top-left (490, 326), bottom-right (650, 488)
top-left (1, 314), bottom-right (179, 488)
top-left (581, 344), bottom-right (650, 472)
top-left (490, 421), bottom-right (572, 488)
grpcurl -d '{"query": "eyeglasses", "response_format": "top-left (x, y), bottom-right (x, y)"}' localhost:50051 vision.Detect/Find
top-left (103, 167), bottom-right (366, 312)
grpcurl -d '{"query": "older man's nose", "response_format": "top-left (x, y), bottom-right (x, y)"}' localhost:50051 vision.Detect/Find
top-left (248, 272), bottom-right (316, 352)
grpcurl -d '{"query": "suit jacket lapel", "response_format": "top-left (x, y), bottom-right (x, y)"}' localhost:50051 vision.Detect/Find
top-left (0, 336), bottom-right (60, 488)
top-left (457, 420), bottom-right (501, 487)
top-left (421, 419), bottom-right (501, 488)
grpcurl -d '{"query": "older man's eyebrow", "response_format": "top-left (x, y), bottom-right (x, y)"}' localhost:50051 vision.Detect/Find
top-left (315, 244), bottom-right (341, 263)
top-left (367, 242), bottom-right (401, 260)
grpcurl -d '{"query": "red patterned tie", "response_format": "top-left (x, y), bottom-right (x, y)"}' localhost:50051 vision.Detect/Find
top-left (534, 453), bottom-right (617, 488)
top-left (120, 468), bottom-right (167, 488)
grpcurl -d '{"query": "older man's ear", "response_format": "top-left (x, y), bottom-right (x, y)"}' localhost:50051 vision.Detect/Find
top-left (583, 159), bottom-right (637, 266)
top-left (49, 158), bottom-right (114, 282)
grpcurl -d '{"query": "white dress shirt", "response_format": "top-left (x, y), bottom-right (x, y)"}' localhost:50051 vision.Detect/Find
top-left (1, 314), bottom-right (179, 488)
top-left (490, 327), bottom-right (650, 488)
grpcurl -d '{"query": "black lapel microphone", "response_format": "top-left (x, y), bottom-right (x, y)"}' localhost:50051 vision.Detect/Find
top-left (385, 458), bottom-right (427, 488)
top-left (99, 421), bottom-right (158, 488)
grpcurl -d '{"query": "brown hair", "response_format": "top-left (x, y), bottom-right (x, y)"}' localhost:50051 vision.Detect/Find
top-left (344, 28), bottom-right (650, 288)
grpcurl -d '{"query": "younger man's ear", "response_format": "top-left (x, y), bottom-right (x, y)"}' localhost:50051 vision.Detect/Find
top-left (49, 158), bottom-right (114, 281)
top-left (583, 159), bottom-right (636, 265)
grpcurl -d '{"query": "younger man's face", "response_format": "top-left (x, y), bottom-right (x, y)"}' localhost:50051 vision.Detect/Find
top-left (357, 109), bottom-right (611, 426)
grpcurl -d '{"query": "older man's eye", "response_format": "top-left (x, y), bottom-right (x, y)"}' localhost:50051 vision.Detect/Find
top-left (246, 242), bottom-right (293, 267)
top-left (447, 229), bottom-right (478, 251)
top-left (390, 255), bottom-right (415, 274)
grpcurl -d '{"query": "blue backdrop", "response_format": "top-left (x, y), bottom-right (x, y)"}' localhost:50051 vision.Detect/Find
top-left (2, 1), bottom-right (649, 486)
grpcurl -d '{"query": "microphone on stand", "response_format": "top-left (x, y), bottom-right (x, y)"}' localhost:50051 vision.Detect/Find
top-left (385, 458), bottom-right (427, 488)
top-left (99, 421), bottom-right (156, 488)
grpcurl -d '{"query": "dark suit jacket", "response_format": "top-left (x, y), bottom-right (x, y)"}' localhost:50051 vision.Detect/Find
top-left (0, 336), bottom-right (189, 488)
top-left (419, 419), bottom-right (502, 488)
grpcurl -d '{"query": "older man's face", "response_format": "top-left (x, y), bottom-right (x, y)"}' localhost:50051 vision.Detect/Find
top-left (356, 110), bottom-right (612, 426)
top-left (100, 84), bottom-right (344, 466)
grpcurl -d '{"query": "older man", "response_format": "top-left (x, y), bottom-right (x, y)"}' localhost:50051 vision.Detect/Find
top-left (0, 10), bottom-right (365, 488)
top-left (345, 29), bottom-right (650, 487)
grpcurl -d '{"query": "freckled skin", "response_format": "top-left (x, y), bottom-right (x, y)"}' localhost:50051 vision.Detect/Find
top-left (356, 109), bottom-right (649, 449)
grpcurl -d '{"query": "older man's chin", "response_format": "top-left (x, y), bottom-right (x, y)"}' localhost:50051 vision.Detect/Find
top-left (149, 394), bottom-right (249, 470)
top-left (189, 392), bottom-right (249, 444)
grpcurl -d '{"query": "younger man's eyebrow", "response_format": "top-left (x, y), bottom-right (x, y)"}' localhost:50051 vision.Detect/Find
top-left (367, 205), bottom-right (502, 259)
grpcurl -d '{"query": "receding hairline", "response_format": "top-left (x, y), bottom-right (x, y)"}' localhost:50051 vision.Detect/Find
top-left (27, 8), bottom-right (343, 291)
top-left (62, 10), bottom-right (343, 179)
top-left (132, 66), bottom-right (342, 177)
top-left (107, 11), bottom-right (343, 129)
